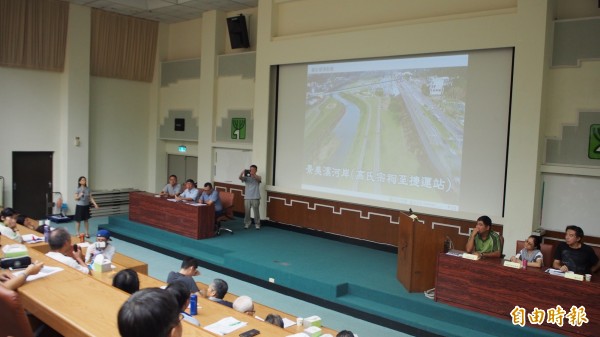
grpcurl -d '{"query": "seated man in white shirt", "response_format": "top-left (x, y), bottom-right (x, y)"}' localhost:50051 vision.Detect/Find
top-left (175, 179), bottom-right (199, 202)
top-left (85, 229), bottom-right (116, 263)
top-left (46, 227), bottom-right (90, 274)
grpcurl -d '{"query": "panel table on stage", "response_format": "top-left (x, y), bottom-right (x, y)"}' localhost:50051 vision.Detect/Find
top-left (435, 252), bottom-right (600, 337)
top-left (17, 224), bottom-right (148, 274)
top-left (129, 191), bottom-right (215, 239)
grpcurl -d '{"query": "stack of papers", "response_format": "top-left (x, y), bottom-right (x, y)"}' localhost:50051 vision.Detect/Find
top-left (203, 317), bottom-right (247, 336)
top-left (21, 234), bottom-right (44, 244)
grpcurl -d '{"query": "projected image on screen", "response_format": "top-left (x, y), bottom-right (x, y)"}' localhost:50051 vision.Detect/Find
top-left (275, 49), bottom-right (512, 216)
top-left (303, 56), bottom-right (467, 210)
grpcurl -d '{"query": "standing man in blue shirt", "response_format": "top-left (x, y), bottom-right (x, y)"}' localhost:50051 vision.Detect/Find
top-left (239, 165), bottom-right (261, 230)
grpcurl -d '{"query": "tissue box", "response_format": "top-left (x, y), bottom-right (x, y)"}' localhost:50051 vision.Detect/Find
top-left (303, 326), bottom-right (322, 337)
top-left (2, 244), bottom-right (28, 258)
top-left (303, 316), bottom-right (322, 328)
top-left (93, 259), bottom-right (112, 272)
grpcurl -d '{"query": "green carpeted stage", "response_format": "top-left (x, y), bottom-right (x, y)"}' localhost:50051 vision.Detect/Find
top-left (101, 214), bottom-right (562, 337)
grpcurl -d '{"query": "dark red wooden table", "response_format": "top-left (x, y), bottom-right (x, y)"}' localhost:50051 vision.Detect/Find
top-left (129, 191), bottom-right (215, 239)
top-left (435, 253), bottom-right (599, 336)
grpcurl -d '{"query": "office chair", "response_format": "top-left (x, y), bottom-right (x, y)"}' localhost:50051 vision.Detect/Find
top-left (0, 285), bottom-right (37, 337)
top-left (215, 191), bottom-right (235, 235)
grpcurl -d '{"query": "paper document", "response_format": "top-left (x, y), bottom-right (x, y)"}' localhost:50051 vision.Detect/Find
top-left (545, 268), bottom-right (565, 276)
top-left (203, 316), bottom-right (247, 336)
top-left (14, 266), bottom-right (64, 281)
top-left (282, 317), bottom-right (296, 328)
top-left (21, 234), bottom-right (44, 243)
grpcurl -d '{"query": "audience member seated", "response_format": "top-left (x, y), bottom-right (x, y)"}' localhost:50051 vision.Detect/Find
top-left (207, 278), bottom-right (233, 308)
top-left (166, 257), bottom-right (200, 294)
top-left (0, 261), bottom-right (44, 290)
top-left (199, 182), bottom-right (223, 217)
top-left (85, 229), bottom-right (116, 263)
top-left (160, 175), bottom-right (181, 198)
top-left (510, 235), bottom-right (543, 267)
top-left (175, 179), bottom-right (199, 202)
top-left (118, 288), bottom-right (182, 337)
top-left (113, 269), bottom-right (140, 294)
top-left (553, 225), bottom-right (600, 275)
top-left (264, 313), bottom-right (284, 328)
top-left (232, 295), bottom-right (255, 316)
top-left (15, 214), bottom-right (40, 231)
top-left (0, 208), bottom-right (22, 243)
top-left (336, 330), bottom-right (355, 337)
top-left (46, 227), bottom-right (90, 274)
top-left (465, 215), bottom-right (502, 259)
top-left (166, 281), bottom-right (200, 326)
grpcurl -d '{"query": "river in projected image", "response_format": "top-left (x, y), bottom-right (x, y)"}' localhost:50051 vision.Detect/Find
top-left (303, 57), bottom-right (467, 210)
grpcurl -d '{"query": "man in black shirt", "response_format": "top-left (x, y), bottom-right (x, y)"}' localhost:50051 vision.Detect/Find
top-left (553, 225), bottom-right (600, 275)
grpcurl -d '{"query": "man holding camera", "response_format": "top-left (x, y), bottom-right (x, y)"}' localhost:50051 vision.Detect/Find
top-left (85, 229), bottom-right (115, 263)
top-left (239, 165), bottom-right (261, 230)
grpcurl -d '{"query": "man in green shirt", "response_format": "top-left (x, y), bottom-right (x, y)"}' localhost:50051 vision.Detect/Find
top-left (466, 215), bottom-right (502, 259)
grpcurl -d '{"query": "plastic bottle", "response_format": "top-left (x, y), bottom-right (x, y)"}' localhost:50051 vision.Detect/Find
top-left (190, 294), bottom-right (197, 315)
top-left (44, 224), bottom-right (50, 243)
top-left (522, 258), bottom-right (527, 270)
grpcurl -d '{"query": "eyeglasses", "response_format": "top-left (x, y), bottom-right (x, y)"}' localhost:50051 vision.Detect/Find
top-left (179, 313), bottom-right (185, 322)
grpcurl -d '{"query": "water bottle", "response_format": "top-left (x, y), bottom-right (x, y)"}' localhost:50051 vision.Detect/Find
top-left (44, 224), bottom-right (50, 243)
top-left (190, 294), bottom-right (197, 315)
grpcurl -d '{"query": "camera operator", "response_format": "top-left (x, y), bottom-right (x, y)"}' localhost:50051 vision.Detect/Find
top-left (85, 229), bottom-right (115, 263)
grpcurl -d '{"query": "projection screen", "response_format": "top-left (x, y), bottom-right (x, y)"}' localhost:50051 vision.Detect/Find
top-left (274, 48), bottom-right (513, 217)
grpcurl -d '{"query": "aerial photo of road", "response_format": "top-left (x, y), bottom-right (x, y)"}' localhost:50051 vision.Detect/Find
top-left (303, 67), bottom-right (466, 207)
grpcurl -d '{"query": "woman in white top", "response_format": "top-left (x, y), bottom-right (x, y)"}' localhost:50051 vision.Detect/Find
top-left (510, 235), bottom-right (543, 268)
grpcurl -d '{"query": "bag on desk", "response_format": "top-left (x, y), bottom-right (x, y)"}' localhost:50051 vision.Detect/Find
top-left (1, 256), bottom-right (32, 269)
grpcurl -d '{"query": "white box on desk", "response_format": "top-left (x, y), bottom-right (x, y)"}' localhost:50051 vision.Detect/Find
top-left (302, 315), bottom-right (322, 328)
top-left (304, 326), bottom-right (322, 337)
top-left (2, 244), bottom-right (28, 258)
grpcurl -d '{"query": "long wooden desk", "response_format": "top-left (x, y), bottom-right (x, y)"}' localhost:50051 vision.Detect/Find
top-left (1, 236), bottom-right (211, 337)
top-left (92, 267), bottom-right (336, 336)
top-left (435, 253), bottom-right (600, 337)
top-left (129, 191), bottom-right (215, 239)
top-left (17, 224), bottom-right (148, 274)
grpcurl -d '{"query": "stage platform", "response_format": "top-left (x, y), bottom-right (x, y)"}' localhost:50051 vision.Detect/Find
top-left (101, 214), bottom-right (562, 337)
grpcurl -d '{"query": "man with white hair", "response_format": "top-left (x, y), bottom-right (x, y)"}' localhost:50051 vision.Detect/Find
top-left (232, 295), bottom-right (254, 316)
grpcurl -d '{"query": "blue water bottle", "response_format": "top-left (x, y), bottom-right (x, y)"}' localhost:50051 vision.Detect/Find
top-left (190, 294), bottom-right (198, 315)
top-left (44, 224), bottom-right (50, 243)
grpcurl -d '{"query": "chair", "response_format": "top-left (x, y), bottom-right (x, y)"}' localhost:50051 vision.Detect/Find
top-left (215, 191), bottom-right (235, 235)
top-left (0, 285), bottom-right (35, 337)
top-left (515, 240), bottom-right (554, 268)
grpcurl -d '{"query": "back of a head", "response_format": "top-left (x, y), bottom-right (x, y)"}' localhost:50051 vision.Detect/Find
top-left (180, 257), bottom-right (199, 269)
top-left (336, 330), bottom-right (355, 337)
top-left (118, 288), bottom-right (180, 337)
top-left (232, 295), bottom-right (254, 314)
top-left (166, 281), bottom-right (191, 310)
top-left (48, 227), bottom-right (70, 251)
top-left (112, 269), bottom-right (140, 294)
top-left (265, 313), bottom-right (284, 328)
top-left (210, 278), bottom-right (228, 299)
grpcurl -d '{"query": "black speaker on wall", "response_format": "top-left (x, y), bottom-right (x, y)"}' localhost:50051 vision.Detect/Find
top-left (226, 14), bottom-right (250, 49)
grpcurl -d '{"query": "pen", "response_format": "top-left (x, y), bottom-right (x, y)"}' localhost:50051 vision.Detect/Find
top-left (229, 321), bottom-right (241, 326)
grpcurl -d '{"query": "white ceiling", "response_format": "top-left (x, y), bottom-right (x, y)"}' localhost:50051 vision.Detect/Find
top-left (64, 0), bottom-right (258, 23)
